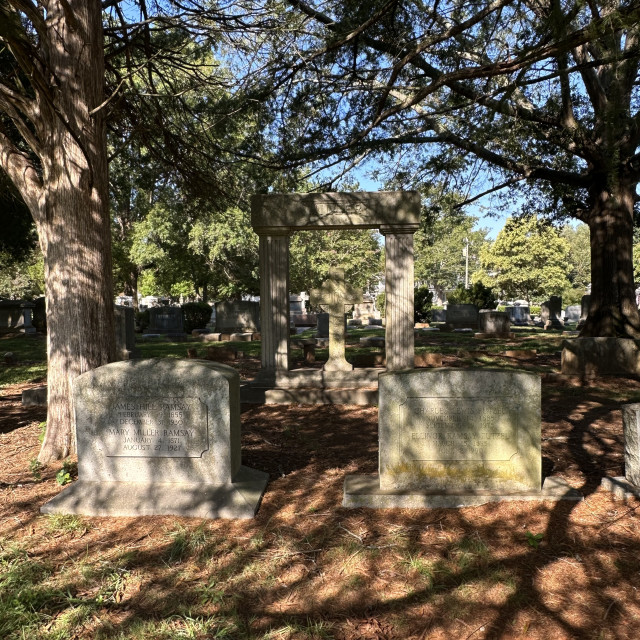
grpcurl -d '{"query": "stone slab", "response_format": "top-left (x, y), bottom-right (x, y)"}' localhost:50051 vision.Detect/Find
top-left (275, 368), bottom-right (382, 389)
top-left (251, 191), bottom-right (421, 232)
top-left (601, 476), bottom-right (640, 501)
top-left (261, 388), bottom-right (378, 405)
top-left (22, 385), bottom-right (47, 407)
top-left (343, 475), bottom-right (582, 508)
top-left (379, 368), bottom-right (541, 492)
top-left (623, 403), bottom-right (640, 486)
top-left (230, 332), bottom-right (253, 342)
top-left (561, 338), bottom-right (640, 376)
top-left (42, 465), bottom-right (268, 519)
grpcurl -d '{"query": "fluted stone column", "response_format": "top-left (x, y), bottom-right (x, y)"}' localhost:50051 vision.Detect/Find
top-left (383, 229), bottom-right (415, 371)
top-left (258, 232), bottom-right (290, 380)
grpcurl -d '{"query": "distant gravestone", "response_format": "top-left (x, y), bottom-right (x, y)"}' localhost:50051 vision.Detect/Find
top-left (0, 300), bottom-right (36, 334)
top-left (41, 359), bottom-right (268, 518)
top-left (316, 312), bottom-right (329, 338)
top-left (505, 305), bottom-right (532, 325)
top-left (445, 304), bottom-right (479, 329)
top-left (565, 305), bottom-right (581, 324)
top-left (310, 268), bottom-right (362, 371)
top-left (476, 310), bottom-right (511, 337)
top-left (343, 368), bottom-right (581, 507)
top-left (540, 296), bottom-right (563, 329)
top-left (147, 306), bottom-right (184, 335)
top-left (215, 301), bottom-right (260, 332)
top-left (431, 309), bottom-right (446, 322)
top-left (114, 305), bottom-right (137, 360)
top-left (353, 298), bottom-right (378, 320)
top-left (578, 294), bottom-right (590, 328)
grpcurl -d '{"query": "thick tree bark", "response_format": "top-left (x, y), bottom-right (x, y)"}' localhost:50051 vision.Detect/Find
top-left (580, 180), bottom-right (640, 338)
top-left (30, 2), bottom-right (116, 462)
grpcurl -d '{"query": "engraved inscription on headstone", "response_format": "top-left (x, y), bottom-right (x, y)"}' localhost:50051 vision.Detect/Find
top-left (105, 397), bottom-right (208, 458)
top-left (399, 397), bottom-right (519, 462)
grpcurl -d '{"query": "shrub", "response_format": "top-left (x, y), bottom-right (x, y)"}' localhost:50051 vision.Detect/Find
top-left (414, 285), bottom-right (433, 323)
top-left (182, 302), bottom-right (212, 333)
top-left (447, 282), bottom-right (497, 310)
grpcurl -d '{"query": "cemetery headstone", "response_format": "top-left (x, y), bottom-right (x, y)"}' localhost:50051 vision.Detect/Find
top-left (562, 338), bottom-right (640, 376)
top-left (215, 301), bottom-right (260, 332)
top-left (310, 268), bottom-right (362, 371)
top-left (114, 305), bottom-right (137, 360)
top-left (343, 368), bottom-right (581, 507)
top-left (602, 403), bottom-right (640, 499)
top-left (445, 304), bottom-right (479, 330)
top-left (577, 294), bottom-right (590, 328)
top-left (41, 359), bottom-right (268, 518)
top-left (540, 296), bottom-right (564, 329)
top-left (0, 299), bottom-right (36, 334)
top-left (146, 306), bottom-right (185, 335)
top-left (476, 310), bottom-right (511, 337)
top-left (505, 305), bottom-right (532, 325)
top-left (564, 305), bottom-right (581, 324)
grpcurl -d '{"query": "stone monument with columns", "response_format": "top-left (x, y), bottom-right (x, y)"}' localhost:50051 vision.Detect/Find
top-left (248, 191), bottom-right (420, 404)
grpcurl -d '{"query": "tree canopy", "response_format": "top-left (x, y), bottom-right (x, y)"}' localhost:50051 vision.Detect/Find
top-left (249, 0), bottom-right (640, 336)
top-left (477, 217), bottom-right (571, 302)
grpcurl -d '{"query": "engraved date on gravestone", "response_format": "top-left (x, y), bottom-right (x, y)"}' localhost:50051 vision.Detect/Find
top-left (399, 397), bottom-right (520, 462)
top-left (104, 397), bottom-right (208, 458)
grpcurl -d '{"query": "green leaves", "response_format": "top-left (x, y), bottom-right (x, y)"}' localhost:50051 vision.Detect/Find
top-left (477, 217), bottom-right (571, 301)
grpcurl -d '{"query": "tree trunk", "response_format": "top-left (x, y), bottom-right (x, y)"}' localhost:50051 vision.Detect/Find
top-left (35, 2), bottom-right (116, 463)
top-left (580, 180), bottom-right (640, 338)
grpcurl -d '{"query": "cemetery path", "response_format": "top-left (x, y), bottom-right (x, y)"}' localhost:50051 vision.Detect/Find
top-left (2, 374), bottom-right (640, 639)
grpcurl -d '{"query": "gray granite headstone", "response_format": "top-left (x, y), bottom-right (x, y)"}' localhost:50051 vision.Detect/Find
top-left (541, 296), bottom-right (563, 328)
top-left (343, 368), bottom-right (581, 508)
top-left (505, 305), bottom-right (531, 325)
top-left (316, 312), bottom-right (329, 338)
top-left (215, 301), bottom-right (260, 332)
top-left (147, 306), bottom-right (184, 335)
top-left (477, 310), bottom-right (511, 336)
top-left (602, 403), bottom-right (640, 499)
top-left (114, 305), bottom-right (137, 360)
top-left (564, 305), bottom-right (580, 323)
top-left (578, 294), bottom-right (590, 328)
top-left (445, 304), bottom-right (479, 329)
top-left (41, 359), bottom-right (268, 519)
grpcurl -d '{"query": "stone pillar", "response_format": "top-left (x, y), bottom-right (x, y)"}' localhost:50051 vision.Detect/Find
top-left (258, 232), bottom-right (290, 379)
top-left (382, 229), bottom-right (415, 371)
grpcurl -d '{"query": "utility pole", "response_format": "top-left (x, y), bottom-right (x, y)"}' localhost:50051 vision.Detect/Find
top-left (463, 237), bottom-right (469, 289)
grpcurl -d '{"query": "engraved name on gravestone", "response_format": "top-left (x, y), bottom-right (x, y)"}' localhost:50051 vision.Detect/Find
top-left (401, 397), bottom-right (520, 462)
top-left (105, 397), bottom-right (208, 457)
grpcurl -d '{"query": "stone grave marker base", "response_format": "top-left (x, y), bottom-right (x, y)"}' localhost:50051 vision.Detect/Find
top-left (343, 475), bottom-right (582, 509)
top-left (42, 466), bottom-right (268, 519)
top-left (601, 477), bottom-right (640, 502)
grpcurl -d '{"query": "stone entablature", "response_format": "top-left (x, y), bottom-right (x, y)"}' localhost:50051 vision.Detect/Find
top-left (251, 191), bottom-right (420, 233)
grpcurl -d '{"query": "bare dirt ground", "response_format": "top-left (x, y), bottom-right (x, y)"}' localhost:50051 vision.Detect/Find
top-left (3, 357), bottom-right (640, 639)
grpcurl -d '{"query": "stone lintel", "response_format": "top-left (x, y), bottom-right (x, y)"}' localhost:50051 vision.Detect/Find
top-left (343, 475), bottom-right (582, 509)
top-left (251, 191), bottom-right (420, 232)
